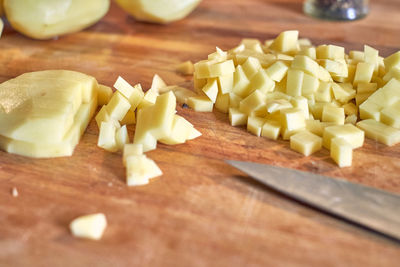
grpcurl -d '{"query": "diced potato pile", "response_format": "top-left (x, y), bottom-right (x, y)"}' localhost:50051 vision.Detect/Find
top-left (174, 30), bottom-right (400, 167)
top-left (95, 75), bottom-right (201, 186)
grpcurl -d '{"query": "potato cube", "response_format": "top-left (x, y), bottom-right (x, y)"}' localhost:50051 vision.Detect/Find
top-left (150, 74), bottom-right (167, 93)
top-left (322, 105), bottom-right (345, 125)
top-left (194, 76), bottom-right (207, 92)
top-left (310, 102), bottom-right (335, 120)
top-left (280, 108), bottom-right (306, 131)
top-left (301, 73), bottom-right (319, 95)
top-left (349, 50), bottom-right (364, 62)
top-left (159, 115), bottom-right (195, 145)
top-left (249, 70), bottom-right (275, 94)
top-left (120, 109), bottom-right (136, 125)
top-left (116, 125), bottom-right (130, 150)
top-left (215, 93), bottom-right (230, 113)
top-left (317, 65), bottom-right (333, 82)
top-left (270, 30), bottom-right (299, 54)
top-left (359, 100), bottom-right (381, 121)
top-left (126, 155), bottom-right (162, 186)
top-left (166, 86), bottom-right (196, 104)
top-left (202, 78), bottom-right (219, 103)
top-left (265, 61), bottom-right (289, 82)
top-left (239, 90), bottom-right (267, 116)
top-left (380, 101), bottom-right (400, 128)
top-left (187, 96), bottom-right (214, 112)
top-left (384, 51), bottom-right (400, 71)
top-left (364, 45), bottom-right (379, 66)
top-left (281, 128), bottom-right (304, 140)
top-left (291, 55), bottom-right (319, 77)
top-left (298, 47), bottom-right (316, 60)
top-left (357, 119), bottom-right (400, 146)
top-left (97, 85), bottom-right (113, 106)
top-left (208, 47), bottom-right (228, 61)
top-left (113, 77), bottom-right (144, 110)
top-left (330, 138), bottom-right (352, 167)
top-left (345, 114), bottom-right (358, 125)
top-left (320, 59), bottom-right (348, 77)
top-left (194, 59), bottom-right (216, 79)
top-left (383, 67), bottom-right (400, 83)
top-left (229, 93), bottom-right (243, 108)
top-left (247, 116), bottom-right (266, 136)
top-left (353, 62), bottom-right (374, 86)
top-left (261, 120), bottom-right (281, 140)
top-left (290, 96), bottom-right (309, 118)
top-left (105, 92), bottom-right (131, 121)
top-left (98, 121), bottom-right (118, 152)
top-left (355, 92), bottom-right (372, 106)
top-left (331, 83), bottom-right (356, 104)
top-left (229, 108), bottom-right (248, 126)
top-left (209, 60), bottom-right (235, 78)
top-left (316, 45), bottom-right (345, 60)
top-left (357, 82), bottom-right (377, 94)
top-left (176, 61), bottom-right (194, 75)
top-left (242, 57), bottom-right (263, 79)
top-left (290, 130), bottom-right (322, 156)
top-left (232, 65), bottom-right (251, 97)
top-left (123, 143), bottom-right (143, 166)
top-left (314, 82), bottom-right (332, 102)
top-left (218, 73), bottom-right (234, 94)
top-left (286, 69), bottom-right (304, 97)
top-left (323, 124), bottom-right (364, 150)
top-left (266, 99), bottom-right (293, 114)
top-left (95, 105), bottom-right (110, 129)
top-left (70, 213), bottom-right (107, 240)
top-left (342, 102), bottom-right (358, 116)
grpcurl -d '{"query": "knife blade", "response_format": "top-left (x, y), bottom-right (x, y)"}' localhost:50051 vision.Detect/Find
top-left (226, 160), bottom-right (400, 241)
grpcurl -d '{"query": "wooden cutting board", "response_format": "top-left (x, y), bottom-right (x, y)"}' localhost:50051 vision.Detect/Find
top-left (0, 0), bottom-right (399, 266)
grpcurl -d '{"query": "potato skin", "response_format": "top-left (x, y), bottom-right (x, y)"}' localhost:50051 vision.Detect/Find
top-left (115, 0), bottom-right (201, 24)
top-left (4, 0), bottom-right (110, 40)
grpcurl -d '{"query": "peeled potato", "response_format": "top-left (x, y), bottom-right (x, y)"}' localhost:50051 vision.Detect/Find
top-left (4, 0), bottom-right (110, 40)
top-left (115, 0), bottom-right (201, 24)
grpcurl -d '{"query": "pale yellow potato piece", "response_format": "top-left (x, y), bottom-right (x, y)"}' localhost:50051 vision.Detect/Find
top-left (249, 70), bottom-right (275, 94)
top-left (291, 96), bottom-right (309, 118)
top-left (187, 96), bottom-right (213, 112)
top-left (4, 0), bottom-right (109, 39)
top-left (134, 91), bottom-right (176, 152)
top-left (290, 130), bottom-right (322, 156)
top-left (150, 74), bottom-right (167, 93)
top-left (0, 98), bottom-right (97, 158)
top-left (298, 47), bottom-right (316, 60)
top-left (353, 62), bottom-right (374, 86)
top-left (137, 88), bottom-right (158, 110)
top-left (349, 50), bottom-right (364, 62)
top-left (97, 85), bottom-right (113, 106)
top-left (239, 90), bottom-right (266, 116)
top-left (232, 65), bottom-right (251, 97)
top-left (357, 82), bottom-right (377, 94)
top-left (70, 213), bottom-right (107, 240)
top-left (120, 109), bottom-right (136, 125)
top-left (384, 51), bottom-right (400, 71)
top-left (317, 65), bottom-right (333, 82)
top-left (177, 61), bottom-right (194, 75)
top-left (280, 108), bottom-right (306, 131)
top-left (116, 125), bottom-right (130, 150)
top-left (261, 120), bottom-right (281, 140)
top-left (265, 61), bottom-right (289, 82)
top-left (291, 55), bottom-right (319, 77)
top-left (270, 30), bottom-right (299, 54)
top-left (323, 124), bottom-right (364, 150)
top-left (357, 119), bottom-right (400, 146)
top-left (98, 121), bottom-right (119, 152)
top-left (286, 69), bottom-right (304, 97)
top-left (242, 57), bottom-right (262, 79)
top-left (105, 92), bottom-right (131, 121)
top-left (322, 105), bottom-right (345, 125)
top-left (126, 155), bottom-right (162, 186)
top-left (95, 105), bottom-right (110, 129)
top-left (314, 82), bottom-right (332, 103)
top-left (266, 99), bottom-right (292, 114)
top-left (123, 143), bottom-right (143, 166)
top-left (316, 45), bottom-right (345, 60)
top-left (209, 60), bottom-right (235, 78)
top-left (355, 92), bottom-right (372, 106)
top-left (330, 138), bottom-right (352, 168)
top-left (342, 102), bottom-right (358, 116)
top-left (159, 115), bottom-right (196, 145)
top-left (208, 47), bottom-right (228, 61)
top-left (113, 76), bottom-right (144, 111)
top-left (217, 73), bottom-right (234, 94)
top-left (319, 59), bottom-right (348, 78)
top-left (281, 128), bottom-right (304, 140)
top-left (301, 73), bottom-right (319, 95)
top-left (383, 67), bottom-right (400, 83)
top-left (228, 93), bottom-right (243, 109)
top-left (165, 85), bottom-right (196, 104)
top-left (215, 93), bottom-right (230, 113)
top-left (194, 59), bottom-right (217, 79)
top-left (247, 116), bottom-right (266, 137)
top-left (202, 78), bottom-right (219, 103)
top-left (331, 83), bottom-right (355, 104)
top-left (305, 119), bottom-right (335, 137)
top-left (380, 102), bottom-right (400, 128)
top-left (194, 76), bottom-right (207, 92)
top-left (345, 114), bottom-right (358, 125)
top-left (115, 0), bottom-right (201, 24)
top-left (229, 108), bottom-right (247, 126)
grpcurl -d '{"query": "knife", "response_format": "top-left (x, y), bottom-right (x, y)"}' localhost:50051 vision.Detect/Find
top-left (226, 160), bottom-right (400, 241)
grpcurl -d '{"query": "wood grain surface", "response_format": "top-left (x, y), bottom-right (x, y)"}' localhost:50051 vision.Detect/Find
top-left (1, 0), bottom-right (400, 266)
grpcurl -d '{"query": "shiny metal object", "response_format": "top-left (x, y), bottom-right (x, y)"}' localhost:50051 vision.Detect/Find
top-left (226, 160), bottom-right (400, 240)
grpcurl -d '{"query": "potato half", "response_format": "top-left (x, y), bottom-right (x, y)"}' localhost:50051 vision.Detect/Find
top-left (4, 0), bottom-right (110, 40)
top-left (115, 0), bottom-right (201, 24)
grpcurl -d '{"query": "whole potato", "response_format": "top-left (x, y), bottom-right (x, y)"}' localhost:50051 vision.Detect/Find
top-left (115, 0), bottom-right (201, 24)
top-left (4, 0), bottom-right (110, 40)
